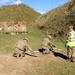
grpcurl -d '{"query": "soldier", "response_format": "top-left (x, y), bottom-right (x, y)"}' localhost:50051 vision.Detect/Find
top-left (13, 38), bottom-right (38, 59)
top-left (66, 25), bottom-right (75, 62)
top-left (41, 34), bottom-right (54, 54)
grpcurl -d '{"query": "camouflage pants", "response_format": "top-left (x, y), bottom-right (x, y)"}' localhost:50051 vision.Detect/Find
top-left (67, 46), bottom-right (75, 59)
top-left (13, 48), bottom-right (25, 58)
top-left (42, 45), bottom-right (50, 54)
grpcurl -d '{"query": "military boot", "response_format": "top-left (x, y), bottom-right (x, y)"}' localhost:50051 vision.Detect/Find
top-left (42, 51), bottom-right (50, 54)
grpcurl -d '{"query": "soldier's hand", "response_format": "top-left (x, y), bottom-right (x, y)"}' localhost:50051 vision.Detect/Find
top-left (34, 54), bottom-right (38, 57)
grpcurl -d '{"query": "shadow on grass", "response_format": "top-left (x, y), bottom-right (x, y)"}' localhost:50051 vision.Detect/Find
top-left (52, 51), bottom-right (69, 60)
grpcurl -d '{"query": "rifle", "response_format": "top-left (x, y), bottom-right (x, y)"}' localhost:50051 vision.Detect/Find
top-left (49, 44), bottom-right (56, 51)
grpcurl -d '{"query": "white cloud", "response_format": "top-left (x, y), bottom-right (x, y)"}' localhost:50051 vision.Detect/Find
top-left (12, 0), bottom-right (22, 5)
top-left (37, 10), bottom-right (45, 14)
top-left (0, 0), bottom-right (9, 3)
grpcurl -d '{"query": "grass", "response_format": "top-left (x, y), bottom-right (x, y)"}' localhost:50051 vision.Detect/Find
top-left (0, 1), bottom-right (75, 75)
top-left (0, 26), bottom-right (43, 54)
top-left (0, 30), bottom-right (65, 54)
top-left (0, 27), bottom-right (75, 75)
top-left (41, 60), bottom-right (75, 75)
top-left (34, 1), bottom-right (75, 38)
top-left (0, 4), bottom-right (40, 22)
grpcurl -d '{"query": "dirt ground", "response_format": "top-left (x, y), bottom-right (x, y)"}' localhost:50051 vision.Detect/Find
top-left (0, 51), bottom-right (75, 75)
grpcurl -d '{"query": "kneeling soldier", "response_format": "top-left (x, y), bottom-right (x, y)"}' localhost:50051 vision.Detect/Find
top-left (41, 34), bottom-right (53, 54)
top-left (13, 38), bottom-right (38, 59)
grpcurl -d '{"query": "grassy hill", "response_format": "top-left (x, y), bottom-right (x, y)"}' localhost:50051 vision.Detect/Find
top-left (34, 0), bottom-right (75, 41)
top-left (0, 1), bottom-right (75, 75)
top-left (0, 4), bottom-right (41, 24)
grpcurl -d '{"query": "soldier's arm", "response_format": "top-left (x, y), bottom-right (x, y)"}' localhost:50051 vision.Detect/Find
top-left (26, 43), bottom-right (33, 52)
top-left (26, 43), bottom-right (38, 57)
top-left (48, 40), bottom-right (52, 47)
top-left (49, 41), bottom-right (56, 48)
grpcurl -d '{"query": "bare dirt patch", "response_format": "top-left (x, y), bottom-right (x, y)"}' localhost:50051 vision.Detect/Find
top-left (0, 51), bottom-right (74, 75)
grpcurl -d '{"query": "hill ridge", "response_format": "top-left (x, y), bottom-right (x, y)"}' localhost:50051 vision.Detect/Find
top-left (0, 4), bottom-right (41, 23)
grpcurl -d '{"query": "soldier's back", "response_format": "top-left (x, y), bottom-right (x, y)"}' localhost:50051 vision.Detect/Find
top-left (42, 37), bottom-right (50, 46)
top-left (15, 39), bottom-right (27, 50)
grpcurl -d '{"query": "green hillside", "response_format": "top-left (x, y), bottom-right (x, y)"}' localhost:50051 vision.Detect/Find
top-left (0, 1), bottom-right (75, 75)
top-left (0, 4), bottom-right (41, 23)
top-left (0, 1), bottom-right (75, 41)
top-left (34, 0), bottom-right (75, 40)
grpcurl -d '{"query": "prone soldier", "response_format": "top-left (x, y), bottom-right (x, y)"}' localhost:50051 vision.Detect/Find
top-left (13, 38), bottom-right (38, 59)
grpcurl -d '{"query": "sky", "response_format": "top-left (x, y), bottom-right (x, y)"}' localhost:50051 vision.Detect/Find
top-left (0, 0), bottom-right (70, 14)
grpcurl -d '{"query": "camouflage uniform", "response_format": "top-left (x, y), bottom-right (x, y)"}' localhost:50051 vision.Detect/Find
top-left (13, 38), bottom-right (36, 58)
top-left (41, 35), bottom-right (52, 54)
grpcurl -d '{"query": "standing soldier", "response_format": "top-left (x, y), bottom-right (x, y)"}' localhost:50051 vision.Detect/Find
top-left (13, 38), bottom-right (38, 59)
top-left (41, 34), bottom-right (53, 54)
top-left (66, 25), bottom-right (75, 62)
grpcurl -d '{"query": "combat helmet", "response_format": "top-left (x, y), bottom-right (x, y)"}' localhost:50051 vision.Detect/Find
top-left (23, 37), bottom-right (28, 42)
